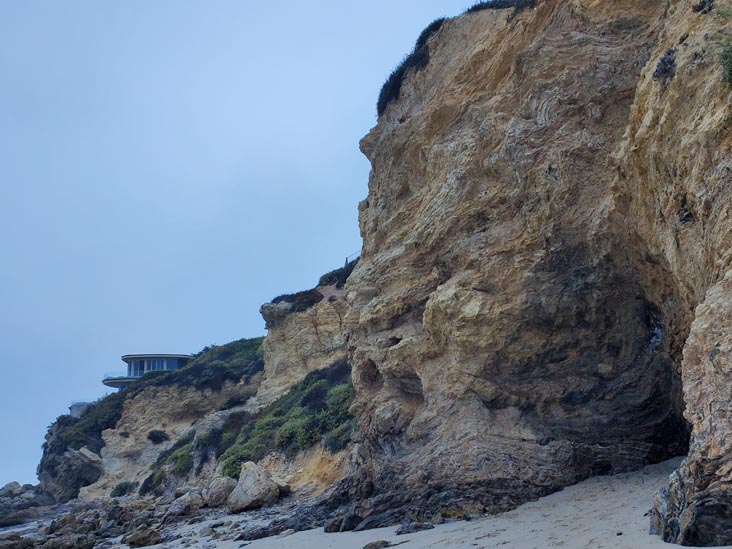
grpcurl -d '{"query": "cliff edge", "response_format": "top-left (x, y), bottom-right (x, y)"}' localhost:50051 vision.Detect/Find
top-left (337, 0), bottom-right (732, 544)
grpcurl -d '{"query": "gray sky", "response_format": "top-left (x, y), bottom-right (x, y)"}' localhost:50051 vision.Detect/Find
top-left (0, 0), bottom-right (470, 485)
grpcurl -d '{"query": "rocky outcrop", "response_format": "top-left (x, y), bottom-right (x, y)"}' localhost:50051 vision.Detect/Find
top-left (340, 0), bottom-right (700, 530)
top-left (36, 338), bottom-right (266, 503)
top-left (254, 283), bottom-right (348, 408)
top-left (121, 526), bottom-right (162, 548)
top-left (38, 445), bottom-right (103, 504)
top-left (0, 482), bottom-right (55, 527)
top-left (227, 462), bottom-right (279, 512)
top-left (612, 1), bottom-right (732, 545)
top-left (78, 380), bottom-right (251, 500)
top-left (207, 475), bottom-right (237, 507)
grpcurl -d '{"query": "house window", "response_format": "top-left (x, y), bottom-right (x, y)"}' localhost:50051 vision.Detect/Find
top-left (132, 360), bottom-right (145, 377)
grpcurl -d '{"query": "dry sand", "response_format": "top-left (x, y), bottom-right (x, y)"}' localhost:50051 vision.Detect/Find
top-left (148, 457), bottom-right (728, 549)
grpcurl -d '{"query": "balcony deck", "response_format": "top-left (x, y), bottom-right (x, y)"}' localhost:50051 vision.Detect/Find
top-left (102, 375), bottom-right (139, 389)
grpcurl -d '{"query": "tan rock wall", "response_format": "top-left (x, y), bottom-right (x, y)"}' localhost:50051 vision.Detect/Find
top-left (254, 285), bottom-right (348, 408)
top-left (340, 0), bottom-right (705, 529)
top-left (615, 1), bottom-right (732, 543)
top-left (79, 381), bottom-right (245, 500)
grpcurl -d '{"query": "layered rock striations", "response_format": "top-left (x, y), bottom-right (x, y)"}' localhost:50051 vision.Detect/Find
top-left (617, 2), bottom-right (732, 544)
top-left (254, 281), bottom-right (348, 408)
top-left (338, 0), bottom-right (732, 537)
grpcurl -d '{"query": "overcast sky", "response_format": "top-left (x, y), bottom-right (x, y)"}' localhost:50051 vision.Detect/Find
top-left (0, 0), bottom-right (471, 485)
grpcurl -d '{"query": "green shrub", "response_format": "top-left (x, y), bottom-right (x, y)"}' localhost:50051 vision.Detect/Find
top-left (465, 0), bottom-right (536, 17)
top-left (58, 392), bottom-right (127, 454)
top-left (692, 0), bottom-right (715, 13)
top-left (216, 412), bottom-right (250, 458)
top-left (219, 360), bottom-right (356, 478)
top-left (271, 289), bottom-right (324, 313)
top-left (145, 337), bottom-right (265, 392)
top-left (110, 481), bottom-right (137, 498)
top-left (147, 430), bottom-right (169, 445)
top-left (169, 446), bottom-right (193, 478)
top-left (323, 421), bottom-right (355, 453)
top-left (154, 431), bottom-right (195, 467)
top-left (377, 18), bottom-right (447, 117)
top-left (318, 258), bottom-right (359, 289)
top-left (300, 379), bottom-right (330, 411)
top-left (324, 383), bottom-right (356, 425)
top-left (722, 44), bottom-right (732, 84)
top-left (196, 428), bottom-right (222, 452)
top-left (139, 431), bottom-right (195, 495)
top-left (139, 470), bottom-right (165, 496)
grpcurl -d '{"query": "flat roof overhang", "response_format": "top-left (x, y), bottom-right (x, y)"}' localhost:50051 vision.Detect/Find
top-left (121, 353), bottom-right (193, 361)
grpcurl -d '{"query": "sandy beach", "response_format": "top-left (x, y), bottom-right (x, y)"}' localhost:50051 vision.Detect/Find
top-left (131, 456), bottom-right (724, 549)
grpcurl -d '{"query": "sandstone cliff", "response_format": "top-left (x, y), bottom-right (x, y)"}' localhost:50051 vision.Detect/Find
top-left (335, 1), bottom-right (732, 544)
top-left (253, 266), bottom-right (351, 408)
top-left (37, 267), bottom-right (354, 509)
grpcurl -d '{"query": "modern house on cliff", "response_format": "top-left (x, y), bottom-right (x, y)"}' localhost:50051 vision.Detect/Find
top-left (103, 354), bottom-right (192, 390)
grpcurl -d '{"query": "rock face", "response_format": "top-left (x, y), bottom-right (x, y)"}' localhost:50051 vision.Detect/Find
top-left (614, 3), bottom-right (732, 544)
top-left (207, 475), bottom-right (237, 508)
top-left (227, 462), bottom-right (279, 512)
top-left (0, 482), bottom-right (55, 527)
top-left (339, 0), bottom-right (732, 533)
top-left (121, 526), bottom-right (162, 548)
top-left (38, 445), bottom-right (103, 503)
top-left (78, 381), bottom-right (250, 500)
top-left (255, 284), bottom-right (348, 408)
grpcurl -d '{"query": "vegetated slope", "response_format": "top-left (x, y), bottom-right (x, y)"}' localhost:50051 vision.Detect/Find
top-left (38, 337), bottom-right (265, 502)
top-left (332, 0), bottom-right (732, 541)
top-left (253, 260), bottom-right (353, 408)
top-left (37, 257), bottom-right (359, 505)
top-left (138, 359), bottom-right (356, 496)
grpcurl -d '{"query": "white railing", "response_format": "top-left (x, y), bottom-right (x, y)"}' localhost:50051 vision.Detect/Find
top-left (103, 371), bottom-right (131, 379)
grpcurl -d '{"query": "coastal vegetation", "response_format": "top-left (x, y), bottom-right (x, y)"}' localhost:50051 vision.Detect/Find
top-left (110, 481), bottom-right (137, 498)
top-left (219, 360), bottom-right (355, 478)
top-left (39, 337), bottom-right (265, 484)
top-left (377, 18), bottom-right (446, 116)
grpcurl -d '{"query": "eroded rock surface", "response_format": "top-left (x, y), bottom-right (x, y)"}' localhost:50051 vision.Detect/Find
top-left (254, 284), bottom-right (348, 408)
top-left (340, 0), bottom-right (708, 531)
top-left (227, 462), bottom-right (279, 512)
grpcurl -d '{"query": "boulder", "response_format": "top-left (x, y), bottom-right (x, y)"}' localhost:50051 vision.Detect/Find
top-left (0, 532), bottom-right (33, 549)
top-left (38, 446), bottom-right (103, 502)
top-left (167, 489), bottom-right (203, 517)
top-left (121, 526), bottom-right (162, 548)
top-left (324, 516), bottom-right (343, 533)
top-left (395, 520), bottom-right (434, 535)
top-left (226, 462), bottom-right (279, 513)
top-left (363, 542), bottom-right (393, 549)
top-left (206, 476), bottom-right (237, 508)
top-left (0, 482), bottom-right (20, 496)
top-left (41, 534), bottom-right (96, 549)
